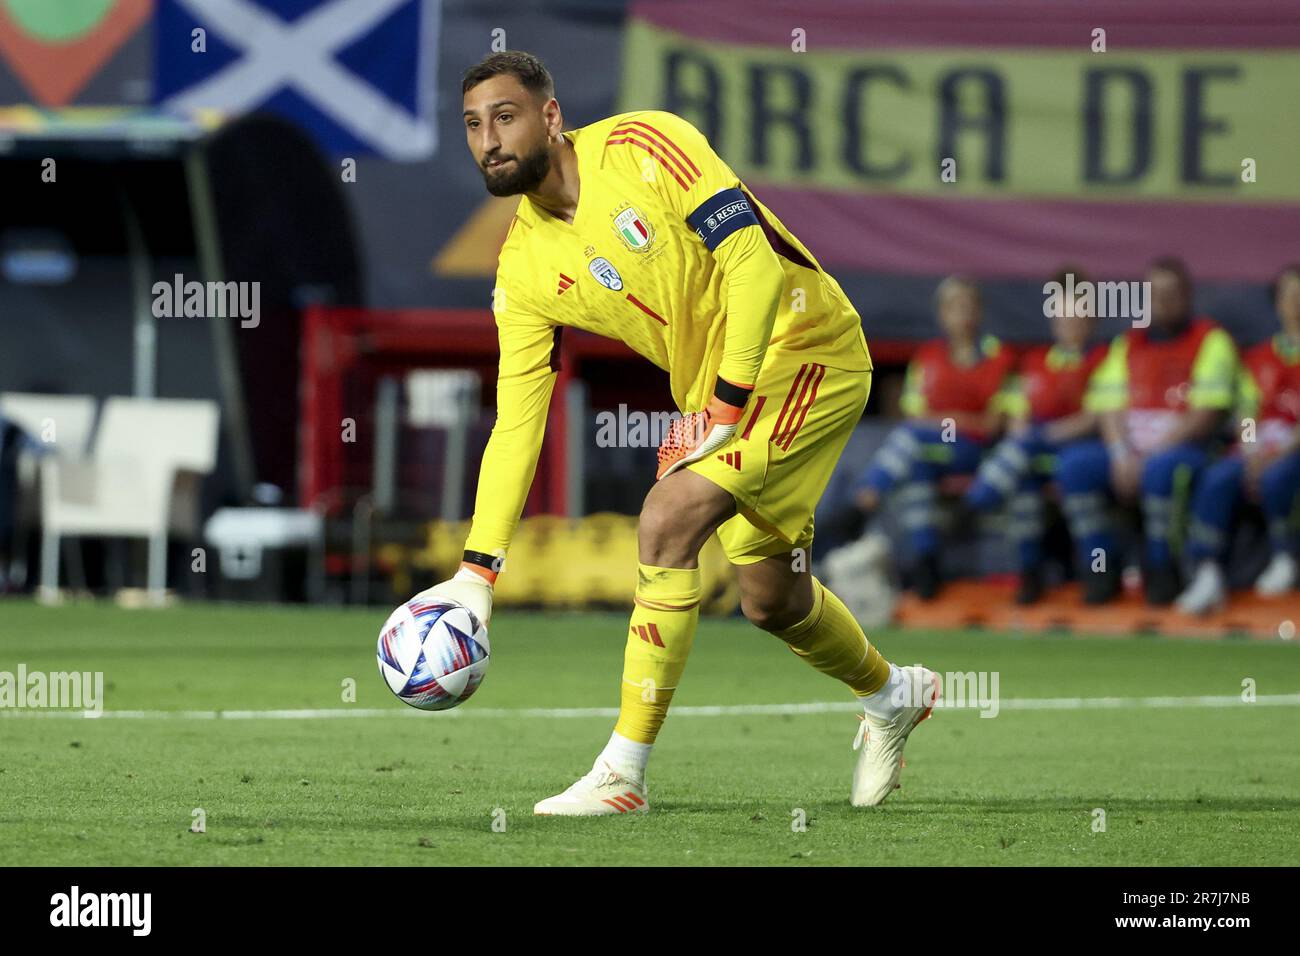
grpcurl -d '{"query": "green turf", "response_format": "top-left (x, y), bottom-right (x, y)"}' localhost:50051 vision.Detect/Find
top-left (1, 600), bottom-right (1298, 866)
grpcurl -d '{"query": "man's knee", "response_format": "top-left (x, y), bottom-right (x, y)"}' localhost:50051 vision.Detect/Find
top-left (1057, 443), bottom-right (1106, 493)
top-left (741, 590), bottom-right (807, 633)
top-left (1145, 445), bottom-right (1209, 496)
top-left (636, 504), bottom-right (673, 553)
top-left (637, 503), bottom-right (696, 567)
top-left (638, 472), bottom-right (734, 566)
top-left (1141, 450), bottom-right (1180, 494)
top-left (1260, 455), bottom-right (1300, 502)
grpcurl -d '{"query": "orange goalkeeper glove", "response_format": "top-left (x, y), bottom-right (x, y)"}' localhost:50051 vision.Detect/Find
top-left (656, 379), bottom-right (751, 480)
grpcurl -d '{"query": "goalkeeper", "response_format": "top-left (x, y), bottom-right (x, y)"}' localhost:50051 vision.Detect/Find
top-left (422, 51), bottom-right (938, 815)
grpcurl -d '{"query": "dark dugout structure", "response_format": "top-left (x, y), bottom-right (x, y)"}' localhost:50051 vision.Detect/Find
top-left (0, 110), bottom-right (362, 507)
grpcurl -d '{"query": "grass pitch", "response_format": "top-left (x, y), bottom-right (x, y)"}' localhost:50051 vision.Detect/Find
top-left (1, 600), bottom-right (1298, 866)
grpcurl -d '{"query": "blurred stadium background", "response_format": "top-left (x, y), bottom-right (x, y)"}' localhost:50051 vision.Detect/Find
top-left (1, 0), bottom-right (1296, 635)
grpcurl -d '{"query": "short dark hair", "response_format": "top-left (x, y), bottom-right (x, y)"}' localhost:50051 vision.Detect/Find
top-left (1271, 263), bottom-right (1300, 302)
top-left (1148, 255), bottom-right (1192, 292)
top-left (462, 50), bottom-right (555, 100)
top-left (933, 275), bottom-right (980, 309)
top-left (1051, 264), bottom-right (1089, 289)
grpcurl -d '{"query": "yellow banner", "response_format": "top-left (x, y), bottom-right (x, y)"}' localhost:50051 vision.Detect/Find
top-left (619, 19), bottom-right (1300, 202)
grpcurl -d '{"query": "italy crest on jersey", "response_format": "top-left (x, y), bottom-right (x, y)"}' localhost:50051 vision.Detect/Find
top-left (613, 206), bottom-right (655, 253)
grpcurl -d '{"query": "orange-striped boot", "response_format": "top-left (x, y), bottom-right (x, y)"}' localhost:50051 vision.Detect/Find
top-left (533, 759), bottom-right (649, 816)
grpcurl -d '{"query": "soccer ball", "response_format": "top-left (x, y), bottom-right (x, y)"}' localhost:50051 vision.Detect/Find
top-left (376, 597), bottom-right (490, 711)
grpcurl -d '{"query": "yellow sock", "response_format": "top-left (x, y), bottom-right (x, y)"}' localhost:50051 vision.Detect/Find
top-left (774, 577), bottom-right (891, 697)
top-left (612, 564), bottom-right (702, 744)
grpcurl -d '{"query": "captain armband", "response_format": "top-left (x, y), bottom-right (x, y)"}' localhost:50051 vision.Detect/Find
top-left (686, 188), bottom-right (760, 252)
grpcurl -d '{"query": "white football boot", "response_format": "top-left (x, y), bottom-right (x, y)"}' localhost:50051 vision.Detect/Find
top-left (851, 665), bottom-right (940, 807)
top-left (533, 759), bottom-right (648, 816)
top-left (1176, 560), bottom-right (1228, 615)
top-left (1255, 552), bottom-right (1298, 597)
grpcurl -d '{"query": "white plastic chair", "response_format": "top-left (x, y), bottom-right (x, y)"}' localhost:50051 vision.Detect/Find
top-left (39, 397), bottom-right (220, 604)
top-left (0, 393), bottom-right (98, 588)
top-left (0, 392), bottom-right (98, 456)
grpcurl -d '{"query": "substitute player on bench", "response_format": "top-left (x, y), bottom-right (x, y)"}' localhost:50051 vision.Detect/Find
top-left (846, 278), bottom-right (1016, 599)
top-left (1058, 258), bottom-right (1240, 605)
top-left (964, 272), bottom-right (1107, 604)
top-left (1177, 264), bottom-right (1300, 612)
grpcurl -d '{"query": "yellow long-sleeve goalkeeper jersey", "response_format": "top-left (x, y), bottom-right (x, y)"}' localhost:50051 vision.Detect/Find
top-left (464, 110), bottom-right (871, 558)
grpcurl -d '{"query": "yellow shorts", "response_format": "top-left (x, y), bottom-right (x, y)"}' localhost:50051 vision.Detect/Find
top-left (689, 357), bottom-right (872, 565)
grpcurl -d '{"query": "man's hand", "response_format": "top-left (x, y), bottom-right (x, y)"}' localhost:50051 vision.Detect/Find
top-left (413, 564), bottom-right (495, 627)
top-left (1008, 418), bottom-right (1035, 440)
top-left (657, 388), bottom-right (747, 480)
top-left (1110, 446), bottom-right (1143, 501)
top-left (1243, 447), bottom-right (1280, 502)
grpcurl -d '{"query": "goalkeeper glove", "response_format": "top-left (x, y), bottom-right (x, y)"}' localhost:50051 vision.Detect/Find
top-left (656, 379), bottom-right (751, 480)
top-left (413, 557), bottom-right (496, 627)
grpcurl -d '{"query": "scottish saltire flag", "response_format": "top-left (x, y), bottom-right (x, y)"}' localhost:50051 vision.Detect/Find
top-left (154, 0), bottom-right (439, 160)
